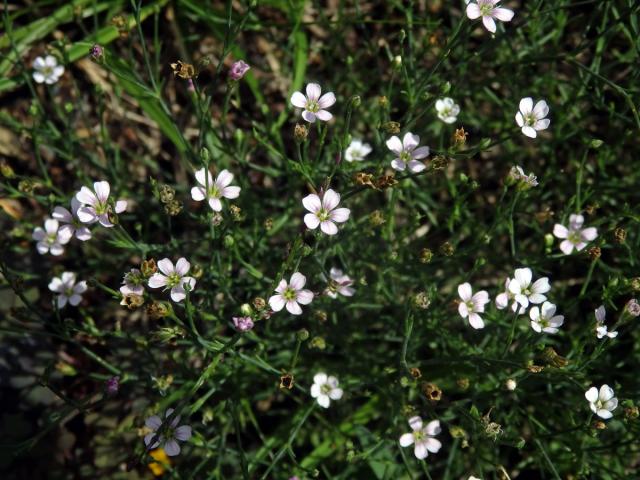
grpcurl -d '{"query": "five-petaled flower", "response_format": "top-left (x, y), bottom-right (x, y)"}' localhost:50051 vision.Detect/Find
top-left (399, 416), bottom-right (442, 460)
top-left (32, 55), bottom-right (65, 84)
top-left (435, 97), bottom-right (460, 124)
top-left (529, 301), bottom-right (564, 334)
top-left (303, 189), bottom-right (350, 235)
top-left (345, 139), bottom-right (372, 162)
top-left (52, 197), bottom-right (92, 241)
top-left (268, 272), bottom-right (314, 315)
top-left (553, 214), bottom-right (598, 255)
top-left (32, 218), bottom-right (72, 255)
top-left (508, 268), bottom-right (550, 311)
top-left (48, 272), bottom-right (87, 308)
top-left (120, 268), bottom-right (145, 298)
top-left (458, 282), bottom-right (490, 329)
top-left (191, 168), bottom-right (241, 212)
top-left (144, 409), bottom-right (192, 456)
top-left (595, 305), bottom-right (618, 339)
top-left (291, 83), bottom-right (336, 123)
top-left (495, 277), bottom-right (525, 314)
top-left (465, 0), bottom-right (515, 34)
top-left (326, 268), bottom-right (355, 299)
top-left (585, 385), bottom-right (618, 419)
top-left (148, 258), bottom-right (196, 302)
top-left (310, 372), bottom-right (343, 408)
top-left (386, 132), bottom-right (429, 173)
top-left (515, 97), bottom-right (550, 138)
top-left (75, 181), bottom-right (127, 227)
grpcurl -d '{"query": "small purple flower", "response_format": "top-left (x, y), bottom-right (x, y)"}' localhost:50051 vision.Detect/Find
top-left (229, 60), bottom-right (250, 81)
top-left (233, 316), bottom-right (254, 332)
top-left (90, 44), bottom-right (104, 60)
top-left (105, 376), bottom-right (120, 395)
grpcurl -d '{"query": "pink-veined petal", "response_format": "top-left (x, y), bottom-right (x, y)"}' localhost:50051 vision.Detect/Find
top-left (482, 15), bottom-right (497, 33)
top-left (304, 213), bottom-right (320, 229)
top-left (493, 7), bottom-right (514, 22)
top-left (148, 273), bottom-right (168, 289)
top-left (93, 181), bottom-right (110, 203)
top-left (330, 208), bottom-right (350, 223)
top-left (315, 109), bottom-right (333, 121)
top-left (289, 272), bottom-right (306, 290)
top-left (466, 3), bottom-right (481, 19)
top-left (285, 300), bottom-right (302, 315)
top-left (515, 111), bottom-right (524, 127)
top-left (175, 258), bottom-right (190, 276)
top-left (269, 294), bottom-right (286, 312)
top-left (560, 239), bottom-right (574, 255)
top-left (301, 110), bottom-right (316, 123)
top-left (553, 224), bottom-right (568, 239)
top-left (306, 83), bottom-right (321, 101)
top-left (408, 160), bottom-right (426, 173)
top-left (581, 227), bottom-right (598, 241)
top-left (322, 189), bottom-right (341, 211)
top-left (208, 197), bottom-right (223, 211)
top-left (458, 283), bottom-right (472, 302)
top-left (391, 159), bottom-right (406, 171)
top-left (174, 425), bottom-right (192, 441)
top-left (519, 97), bottom-right (533, 115)
top-left (414, 442), bottom-right (428, 459)
top-left (318, 91), bottom-right (336, 109)
top-left (191, 186), bottom-right (206, 201)
top-left (399, 433), bottom-right (414, 447)
top-left (468, 313), bottom-right (485, 329)
top-left (216, 170), bottom-right (234, 188)
top-left (385, 136), bottom-right (403, 154)
top-left (425, 437), bottom-right (442, 453)
top-left (412, 146), bottom-right (430, 159)
top-left (302, 193), bottom-right (321, 213)
top-left (163, 439), bottom-right (181, 456)
top-left (157, 258), bottom-right (175, 276)
top-left (222, 186), bottom-right (241, 199)
top-left (195, 168), bottom-right (214, 188)
top-left (296, 289), bottom-right (314, 305)
top-left (320, 220), bottom-right (338, 235)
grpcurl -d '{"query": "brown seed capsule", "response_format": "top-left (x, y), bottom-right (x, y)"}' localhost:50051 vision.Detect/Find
top-left (279, 373), bottom-right (294, 390)
top-left (375, 174), bottom-right (398, 189)
top-left (624, 405), bottom-right (639, 420)
top-left (146, 301), bottom-right (169, 320)
top-left (587, 246), bottom-right (601, 260)
top-left (453, 127), bottom-right (467, 148)
top-left (430, 155), bottom-right (450, 170)
top-left (264, 218), bottom-right (274, 231)
top-left (170, 60), bottom-right (196, 79)
top-left (294, 123), bottom-right (308, 142)
top-left (630, 277), bottom-right (640, 292)
top-left (378, 96), bottom-right (388, 107)
top-left (585, 203), bottom-right (599, 215)
top-left (382, 121), bottom-right (401, 134)
top-left (409, 367), bottom-right (422, 379)
top-left (439, 241), bottom-right (455, 256)
top-left (593, 420), bottom-right (606, 430)
top-left (123, 294), bottom-right (144, 309)
top-left (158, 184), bottom-right (175, 203)
top-left (457, 378), bottom-right (470, 390)
top-left (253, 297), bottom-right (266, 310)
top-left (353, 172), bottom-right (376, 188)
top-left (419, 248), bottom-right (433, 264)
top-left (421, 382), bottom-right (442, 402)
top-left (164, 200), bottom-right (183, 216)
top-left (614, 227), bottom-right (627, 244)
top-left (141, 259), bottom-right (157, 277)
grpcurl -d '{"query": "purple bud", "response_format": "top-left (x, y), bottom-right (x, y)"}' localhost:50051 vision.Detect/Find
top-left (233, 316), bottom-right (254, 332)
top-left (105, 376), bottom-right (120, 395)
top-left (90, 44), bottom-right (104, 60)
top-left (229, 60), bottom-right (250, 81)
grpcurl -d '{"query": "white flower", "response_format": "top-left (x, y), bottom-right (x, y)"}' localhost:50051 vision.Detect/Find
top-left (495, 277), bottom-right (525, 314)
top-left (386, 132), bottom-right (429, 173)
top-left (75, 181), bottom-right (127, 227)
top-left (310, 372), bottom-right (343, 408)
top-left (469, 477), bottom-right (482, 480)
top-left (399, 416), bottom-right (442, 460)
top-left (345, 139), bottom-right (372, 162)
top-left (268, 272), bottom-right (314, 315)
top-left (32, 55), bottom-right (64, 84)
top-left (505, 379), bottom-right (517, 391)
top-left (465, 0), bottom-right (514, 33)
top-left (552, 214), bottom-right (598, 255)
top-left (458, 282), bottom-right (490, 329)
top-left (435, 98), bottom-right (460, 124)
top-left (529, 301), bottom-right (564, 334)
top-left (515, 97), bottom-right (550, 138)
top-left (585, 385), bottom-right (618, 419)
top-left (148, 258), bottom-right (196, 302)
top-left (326, 268), bottom-right (355, 298)
top-left (48, 272), bottom-right (87, 308)
top-left (120, 268), bottom-right (145, 297)
top-left (190, 168), bottom-right (240, 212)
top-left (32, 218), bottom-right (72, 255)
top-left (303, 189), bottom-right (350, 235)
top-left (595, 305), bottom-right (618, 339)
top-left (508, 268), bottom-right (550, 310)
top-left (52, 197), bottom-right (92, 241)
top-left (144, 408), bottom-right (192, 456)
top-left (290, 83), bottom-right (336, 123)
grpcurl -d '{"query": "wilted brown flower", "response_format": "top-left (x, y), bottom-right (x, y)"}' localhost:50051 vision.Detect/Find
top-left (279, 373), bottom-right (294, 390)
top-left (170, 60), bottom-right (196, 79)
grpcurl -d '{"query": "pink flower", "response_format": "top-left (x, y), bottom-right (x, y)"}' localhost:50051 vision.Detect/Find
top-left (399, 416), bottom-right (442, 460)
top-left (32, 218), bottom-right (72, 255)
top-left (291, 83), bottom-right (336, 123)
top-left (148, 258), bottom-right (196, 302)
top-left (230, 60), bottom-right (250, 80)
top-left (458, 282), bottom-right (490, 329)
top-left (144, 409), bottom-right (192, 456)
top-left (386, 132), bottom-right (429, 173)
top-left (553, 214), bottom-right (597, 255)
top-left (48, 272), bottom-right (87, 308)
top-left (303, 189), bottom-right (350, 235)
top-left (466, 0), bottom-right (514, 34)
top-left (191, 168), bottom-right (241, 212)
top-left (268, 272), bottom-right (314, 315)
top-left (75, 181), bottom-right (127, 227)
top-left (52, 197), bottom-right (92, 241)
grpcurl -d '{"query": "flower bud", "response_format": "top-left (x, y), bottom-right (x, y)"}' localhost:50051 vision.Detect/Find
top-left (309, 336), bottom-right (326, 350)
top-left (630, 277), bottom-right (640, 292)
top-left (296, 328), bottom-right (309, 341)
top-left (240, 303), bottom-right (253, 316)
top-left (412, 291), bottom-right (431, 309)
top-left (147, 301), bottom-right (170, 320)
top-left (223, 235), bottom-right (235, 248)
top-left (409, 367), bottom-right (421, 379)
top-left (626, 299), bottom-right (640, 317)
top-left (350, 95), bottom-right (361, 108)
top-left (233, 316), bottom-right (254, 332)
top-left (614, 227), bottom-right (626, 244)
top-left (200, 147), bottom-right (210, 163)
top-left (0, 160), bottom-right (15, 179)
top-left (419, 248), bottom-right (433, 264)
top-left (164, 199), bottom-right (182, 216)
top-left (105, 376), bottom-right (120, 396)
top-left (505, 378), bottom-right (517, 391)
top-left (457, 378), bottom-right (469, 390)
top-left (587, 246), bottom-right (601, 260)
top-left (89, 44), bottom-right (104, 61)
top-left (229, 60), bottom-right (250, 81)
top-left (382, 121), bottom-right (400, 134)
top-left (439, 241), bottom-right (454, 256)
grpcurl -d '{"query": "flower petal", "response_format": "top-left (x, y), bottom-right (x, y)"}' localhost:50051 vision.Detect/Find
top-left (320, 220), bottom-right (338, 235)
top-left (585, 387), bottom-right (598, 403)
top-left (301, 110), bottom-right (316, 123)
top-left (315, 109), bottom-right (333, 121)
top-left (399, 433), bottom-right (414, 447)
top-left (164, 439), bottom-right (181, 456)
top-left (330, 208), bottom-right (350, 223)
top-left (175, 258), bottom-right (190, 276)
top-left (174, 425), bottom-right (192, 441)
top-left (289, 272), bottom-right (306, 290)
top-left (216, 169), bottom-right (234, 188)
top-left (458, 283), bottom-right (472, 302)
top-left (291, 91), bottom-right (307, 108)
top-left (493, 7), bottom-right (514, 22)
top-left (268, 294), bottom-right (286, 312)
top-left (553, 224), bottom-right (568, 239)
top-left (94, 181), bottom-right (110, 203)
top-left (322, 189), bottom-right (341, 211)
top-left (519, 97), bottom-right (533, 115)
top-left (386, 136), bottom-right (403, 154)
top-left (318, 92), bottom-right (336, 109)
top-left (286, 300), bottom-right (302, 315)
top-left (306, 83), bottom-right (321, 101)
top-left (482, 15), bottom-right (496, 33)
top-left (296, 289), bottom-right (314, 305)
top-left (304, 213), bottom-right (320, 229)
